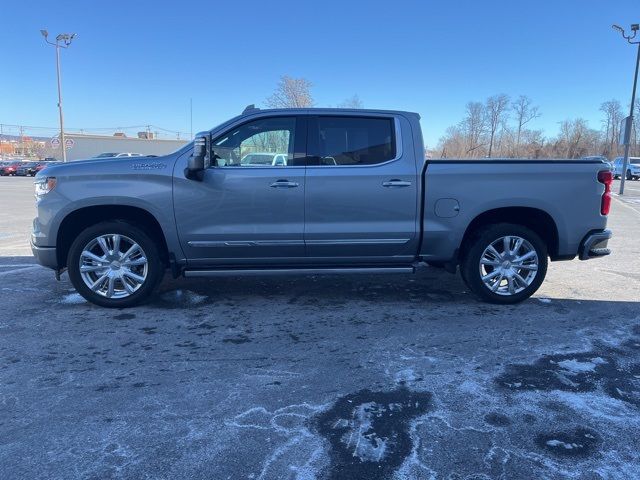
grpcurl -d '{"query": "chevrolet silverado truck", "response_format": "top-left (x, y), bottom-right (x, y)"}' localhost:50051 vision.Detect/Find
top-left (31, 107), bottom-right (613, 308)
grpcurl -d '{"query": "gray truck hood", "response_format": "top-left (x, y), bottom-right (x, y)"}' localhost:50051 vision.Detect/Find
top-left (35, 156), bottom-right (170, 178)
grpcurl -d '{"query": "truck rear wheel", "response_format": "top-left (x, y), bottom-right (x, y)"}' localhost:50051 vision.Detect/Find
top-left (461, 223), bottom-right (547, 304)
top-left (67, 221), bottom-right (164, 308)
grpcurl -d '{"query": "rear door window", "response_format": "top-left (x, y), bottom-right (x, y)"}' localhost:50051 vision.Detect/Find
top-left (309, 116), bottom-right (396, 166)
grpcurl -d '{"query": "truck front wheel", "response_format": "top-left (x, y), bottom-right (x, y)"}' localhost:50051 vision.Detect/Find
top-left (461, 223), bottom-right (548, 304)
top-left (67, 221), bottom-right (164, 308)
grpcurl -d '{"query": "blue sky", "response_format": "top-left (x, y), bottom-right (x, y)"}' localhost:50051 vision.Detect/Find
top-left (0, 0), bottom-right (638, 147)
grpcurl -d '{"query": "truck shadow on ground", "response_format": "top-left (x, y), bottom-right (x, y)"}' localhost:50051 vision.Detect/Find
top-left (152, 267), bottom-right (473, 309)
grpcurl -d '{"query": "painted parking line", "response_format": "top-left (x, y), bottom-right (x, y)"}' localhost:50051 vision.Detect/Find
top-left (0, 265), bottom-right (41, 277)
top-left (612, 195), bottom-right (640, 216)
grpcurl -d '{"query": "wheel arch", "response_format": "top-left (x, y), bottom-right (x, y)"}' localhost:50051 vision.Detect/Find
top-left (56, 205), bottom-right (170, 268)
top-left (459, 207), bottom-right (559, 260)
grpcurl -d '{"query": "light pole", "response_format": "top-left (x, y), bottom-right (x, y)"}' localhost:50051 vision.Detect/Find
top-left (40, 30), bottom-right (76, 162)
top-left (612, 23), bottom-right (640, 195)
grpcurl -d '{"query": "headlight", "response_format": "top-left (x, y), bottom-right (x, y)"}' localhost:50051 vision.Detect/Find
top-left (34, 177), bottom-right (57, 200)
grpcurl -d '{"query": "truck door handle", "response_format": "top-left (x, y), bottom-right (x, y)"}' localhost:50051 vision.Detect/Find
top-left (382, 179), bottom-right (412, 188)
top-left (270, 179), bottom-right (299, 188)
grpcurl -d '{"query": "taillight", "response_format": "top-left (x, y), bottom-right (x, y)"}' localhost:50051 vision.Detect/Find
top-left (598, 170), bottom-right (613, 215)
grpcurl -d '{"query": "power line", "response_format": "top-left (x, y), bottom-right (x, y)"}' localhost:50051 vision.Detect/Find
top-left (0, 122), bottom-right (189, 138)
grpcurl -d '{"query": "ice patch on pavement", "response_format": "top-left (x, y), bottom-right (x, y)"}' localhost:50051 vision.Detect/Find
top-left (546, 439), bottom-right (581, 449)
top-left (537, 297), bottom-right (552, 304)
top-left (555, 357), bottom-right (606, 374)
top-left (315, 388), bottom-right (432, 479)
top-left (186, 291), bottom-right (208, 305)
top-left (339, 401), bottom-right (389, 462)
top-left (226, 403), bottom-right (327, 479)
top-left (60, 293), bottom-right (86, 305)
top-left (160, 289), bottom-right (208, 305)
top-left (394, 368), bottom-right (417, 384)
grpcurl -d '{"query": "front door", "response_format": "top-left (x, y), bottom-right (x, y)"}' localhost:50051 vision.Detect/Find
top-left (174, 115), bottom-right (307, 266)
top-left (304, 115), bottom-right (419, 263)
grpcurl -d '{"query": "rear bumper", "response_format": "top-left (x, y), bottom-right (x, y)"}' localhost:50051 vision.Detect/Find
top-left (30, 241), bottom-right (58, 269)
top-left (578, 229), bottom-right (612, 260)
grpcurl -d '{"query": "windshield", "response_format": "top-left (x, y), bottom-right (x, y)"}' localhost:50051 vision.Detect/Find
top-left (631, 159), bottom-right (640, 165)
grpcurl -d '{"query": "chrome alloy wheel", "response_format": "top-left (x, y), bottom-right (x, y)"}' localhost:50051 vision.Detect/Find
top-left (478, 235), bottom-right (538, 296)
top-left (79, 234), bottom-right (148, 299)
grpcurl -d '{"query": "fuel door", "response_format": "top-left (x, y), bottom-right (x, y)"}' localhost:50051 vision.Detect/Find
top-left (435, 198), bottom-right (460, 218)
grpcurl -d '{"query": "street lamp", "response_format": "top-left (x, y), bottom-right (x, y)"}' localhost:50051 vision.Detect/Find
top-left (40, 30), bottom-right (77, 162)
top-left (612, 23), bottom-right (640, 195)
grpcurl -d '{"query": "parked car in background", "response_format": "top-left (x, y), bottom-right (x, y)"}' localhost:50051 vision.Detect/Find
top-left (93, 152), bottom-right (145, 159)
top-left (15, 162), bottom-right (40, 176)
top-left (0, 161), bottom-right (22, 176)
top-left (237, 152), bottom-right (288, 166)
top-left (612, 157), bottom-right (640, 180)
top-left (34, 161), bottom-right (59, 175)
top-left (18, 161), bottom-right (58, 176)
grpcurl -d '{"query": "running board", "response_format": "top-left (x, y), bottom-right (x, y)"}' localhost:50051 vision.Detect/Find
top-left (183, 266), bottom-right (415, 278)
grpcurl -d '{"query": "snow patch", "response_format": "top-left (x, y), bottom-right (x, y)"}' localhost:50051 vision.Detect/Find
top-left (186, 291), bottom-right (208, 305)
top-left (60, 293), bottom-right (86, 305)
top-left (555, 357), bottom-right (606, 374)
top-left (161, 289), bottom-right (208, 305)
top-left (546, 439), bottom-right (582, 449)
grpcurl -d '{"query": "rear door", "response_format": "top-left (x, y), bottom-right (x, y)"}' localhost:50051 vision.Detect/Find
top-left (304, 114), bottom-right (419, 263)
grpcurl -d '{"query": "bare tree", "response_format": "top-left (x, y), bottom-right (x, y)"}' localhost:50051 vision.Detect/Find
top-left (437, 95), bottom-right (629, 160)
top-left (437, 125), bottom-right (467, 158)
top-left (266, 75), bottom-right (314, 108)
top-left (599, 100), bottom-right (623, 158)
top-left (338, 94), bottom-right (363, 109)
top-left (485, 94), bottom-right (510, 157)
top-left (512, 95), bottom-right (540, 157)
top-left (557, 118), bottom-right (598, 158)
top-left (461, 101), bottom-right (487, 156)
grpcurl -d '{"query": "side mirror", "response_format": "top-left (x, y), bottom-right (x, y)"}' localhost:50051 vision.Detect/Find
top-left (185, 133), bottom-right (211, 180)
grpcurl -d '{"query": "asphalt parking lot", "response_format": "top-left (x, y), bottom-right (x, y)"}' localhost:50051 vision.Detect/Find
top-left (1, 176), bottom-right (640, 479)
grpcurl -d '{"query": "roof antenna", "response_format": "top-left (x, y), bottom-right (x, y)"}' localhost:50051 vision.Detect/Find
top-left (242, 104), bottom-right (259, 114)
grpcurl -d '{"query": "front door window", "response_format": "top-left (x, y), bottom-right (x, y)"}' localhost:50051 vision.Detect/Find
top-left (212, 117), bottom-right (297, 167)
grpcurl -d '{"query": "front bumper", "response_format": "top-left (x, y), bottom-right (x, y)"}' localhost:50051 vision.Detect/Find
top-left (30, 241), bottom-right (58, 269)
top-left (578, 229), bottom-right (612, 260)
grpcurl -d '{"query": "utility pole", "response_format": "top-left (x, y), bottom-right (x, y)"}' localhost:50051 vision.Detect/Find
top-left (40, 30), bottom-right (76, 162)
top-left (612, 23), bottom-right (640, 195)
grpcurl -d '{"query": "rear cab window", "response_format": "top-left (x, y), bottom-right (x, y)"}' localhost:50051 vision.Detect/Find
top-left (308, 116), bottom-right (396, 166)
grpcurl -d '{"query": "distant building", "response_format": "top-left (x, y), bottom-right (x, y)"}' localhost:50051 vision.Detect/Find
top-left (52, 133), bottom-right (189, 161)
top-left (0, 141), bottom-right (15, 156)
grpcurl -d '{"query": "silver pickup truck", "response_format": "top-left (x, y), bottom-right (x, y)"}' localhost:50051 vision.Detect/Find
top-left (31, 107), bottom-right (613, 308)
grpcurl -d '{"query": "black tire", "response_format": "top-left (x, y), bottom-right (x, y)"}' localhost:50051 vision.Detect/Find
top-left (627, 170), bottom-right (633, 181)
top-left (460, 223), bottom-right (548, 304)
top-left (67, 220), bottom-right (164, 308)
